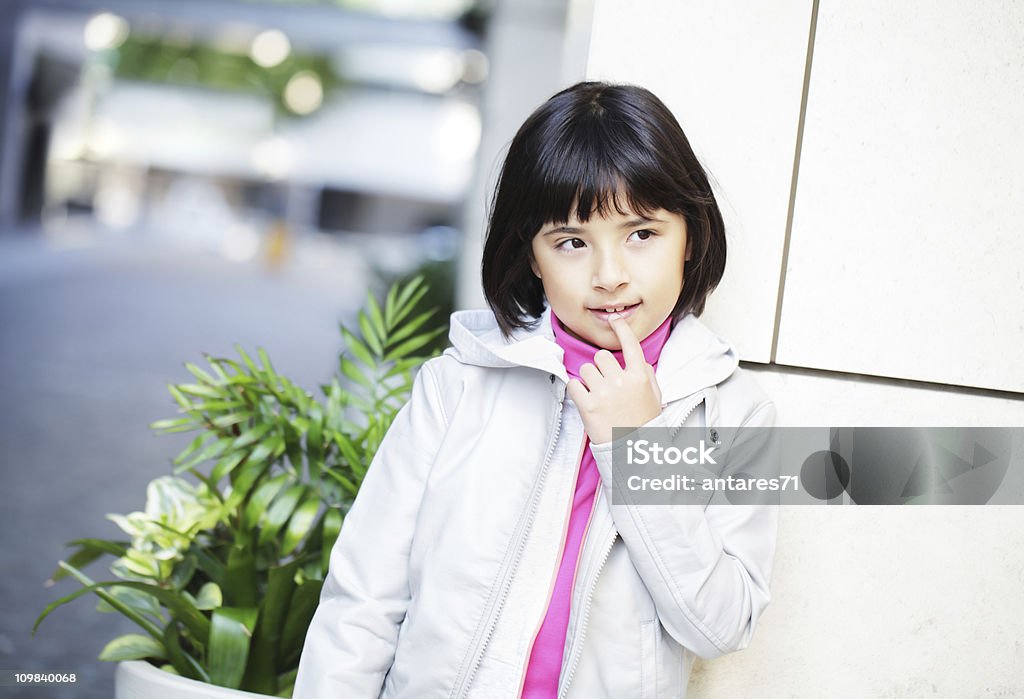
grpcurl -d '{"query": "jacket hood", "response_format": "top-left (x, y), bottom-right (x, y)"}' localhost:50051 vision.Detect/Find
top-left (444, 306), bottom-right (739, 403)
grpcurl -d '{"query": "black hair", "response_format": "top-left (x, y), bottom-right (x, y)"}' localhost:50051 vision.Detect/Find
top-left (481, 81), bottom-right (727, 337)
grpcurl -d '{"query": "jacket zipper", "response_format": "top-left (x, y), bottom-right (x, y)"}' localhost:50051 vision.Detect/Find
top-left (667, 392), bottom-right (707, 438)
top-left (450, 389), bottom-right (565, 698)
top-left (556, 515), bottom-right (616, 699)
top-left (515, 436), bottom-right (589, 697)
top-left (556, 394), bottom-right (707, 698)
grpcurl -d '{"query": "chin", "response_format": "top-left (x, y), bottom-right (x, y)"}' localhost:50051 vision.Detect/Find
top-left (593, 328), bottom-right (624, 349)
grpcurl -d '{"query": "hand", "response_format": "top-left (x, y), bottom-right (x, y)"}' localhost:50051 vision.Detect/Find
top-left (566, 314), bottom-right (663, 444)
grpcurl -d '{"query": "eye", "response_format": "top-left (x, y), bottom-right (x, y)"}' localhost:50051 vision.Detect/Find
top-left (556, 237), bottom-right (587, 250)
top-left (629, 229), bottom-right (656, 242)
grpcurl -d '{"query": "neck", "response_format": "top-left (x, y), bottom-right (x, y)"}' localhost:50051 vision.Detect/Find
top-left (550, 312), bottom-right (673, 380)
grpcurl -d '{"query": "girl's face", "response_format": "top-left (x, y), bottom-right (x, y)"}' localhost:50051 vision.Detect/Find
top-left (530, 200), bottom-right (690, 350)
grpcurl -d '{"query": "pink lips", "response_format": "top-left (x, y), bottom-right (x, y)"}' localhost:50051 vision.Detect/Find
top-left (588, 302), bottom-right (640, 323)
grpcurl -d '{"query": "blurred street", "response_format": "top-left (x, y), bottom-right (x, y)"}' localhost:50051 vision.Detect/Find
top-left (0, 228), bottom-right (374, 698)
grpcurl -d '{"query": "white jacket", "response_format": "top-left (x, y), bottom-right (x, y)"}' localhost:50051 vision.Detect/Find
top-left (294, 307), bottom-right (778, 698)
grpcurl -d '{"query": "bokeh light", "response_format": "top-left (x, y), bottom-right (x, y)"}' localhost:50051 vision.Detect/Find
top-left (250, 29), bottom-right (291, 68)
top-left (83, 12), bottom-right (129, 52)
top-left (283, 70), bottom-right (324, 115)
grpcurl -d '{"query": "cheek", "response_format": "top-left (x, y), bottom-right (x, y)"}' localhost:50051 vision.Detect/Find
top-left (656, 260), bottom-right (686, 298)
top-left (541, 277), bottom-right (569, 303)
top-left (537, 271), bottom-right (582, 310)
top-left (531, 253), bottom-right (563, 288)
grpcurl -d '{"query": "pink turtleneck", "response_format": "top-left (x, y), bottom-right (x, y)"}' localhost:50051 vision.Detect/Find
top-left (519, 312), bottom-right (673, 698)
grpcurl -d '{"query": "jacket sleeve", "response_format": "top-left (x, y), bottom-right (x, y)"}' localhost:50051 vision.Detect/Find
top-left (293, 360), bottom-right (448, 698)
top-left (589, 399), bottom-right (779, 660)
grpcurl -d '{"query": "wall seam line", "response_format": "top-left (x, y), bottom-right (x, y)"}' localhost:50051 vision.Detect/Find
top-left (740, 360), bottom-right (1024, 402)
top-left (770, 0), bottom-right (820, 364)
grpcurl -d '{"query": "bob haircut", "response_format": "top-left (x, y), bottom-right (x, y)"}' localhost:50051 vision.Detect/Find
top-left (481, 81), bottom-right (727, 338)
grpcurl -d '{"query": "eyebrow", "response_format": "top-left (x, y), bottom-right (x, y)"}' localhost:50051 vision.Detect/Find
top-left (540, 216), bottom-right (665, 236)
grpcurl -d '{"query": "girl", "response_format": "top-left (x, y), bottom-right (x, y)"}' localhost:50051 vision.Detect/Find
top-left (295, 81), bottom-right (778, 698)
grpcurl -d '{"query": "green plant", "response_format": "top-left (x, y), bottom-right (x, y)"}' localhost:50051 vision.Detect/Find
top-left (35, 277), bottom-right (445, 697)
top-left (108, 34), bottom-right (342, 118)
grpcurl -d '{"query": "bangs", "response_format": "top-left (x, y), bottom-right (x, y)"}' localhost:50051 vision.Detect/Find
top-left (523, 118), bottom-right (679, 234)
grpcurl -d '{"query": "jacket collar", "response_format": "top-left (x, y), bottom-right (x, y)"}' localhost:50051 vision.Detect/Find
top-left (444, 306), bottom-right (739, 403)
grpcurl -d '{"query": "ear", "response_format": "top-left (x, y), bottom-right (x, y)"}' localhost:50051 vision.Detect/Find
top-left (530, 257), bottom-right (541, 279)
top-left (685, 238), bottom-right (693, 262)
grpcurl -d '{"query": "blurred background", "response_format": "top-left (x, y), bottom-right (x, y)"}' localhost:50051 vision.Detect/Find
top-left (3, 0), bottom-right (1024, 697)
top-left (0, 0), bottom-right (588, 697)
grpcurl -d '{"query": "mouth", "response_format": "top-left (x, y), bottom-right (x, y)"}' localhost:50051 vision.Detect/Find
top-left (588, 302), bottom-right (641, 323)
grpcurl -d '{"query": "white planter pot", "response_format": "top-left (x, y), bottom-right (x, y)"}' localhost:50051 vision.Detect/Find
top-left (115, 660), bottom-right (272, 699)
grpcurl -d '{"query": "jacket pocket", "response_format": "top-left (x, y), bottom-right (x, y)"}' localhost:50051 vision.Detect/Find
top-left (640, 620), bottom-right (657, 699)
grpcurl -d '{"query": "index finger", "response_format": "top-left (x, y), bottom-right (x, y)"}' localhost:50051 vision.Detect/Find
top-left (608, 314), bottom-right (645, 369)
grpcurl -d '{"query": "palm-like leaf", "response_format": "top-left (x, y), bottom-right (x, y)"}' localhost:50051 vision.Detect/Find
top-left (35, 276), bottom-right (445, 697)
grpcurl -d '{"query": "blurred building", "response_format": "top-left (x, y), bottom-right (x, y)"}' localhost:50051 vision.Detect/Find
top-left (0, 0), bottom-right (495, 298)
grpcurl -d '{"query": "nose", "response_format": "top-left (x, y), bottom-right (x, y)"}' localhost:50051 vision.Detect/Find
top-left (592, 248), bottom-right (629, 291)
